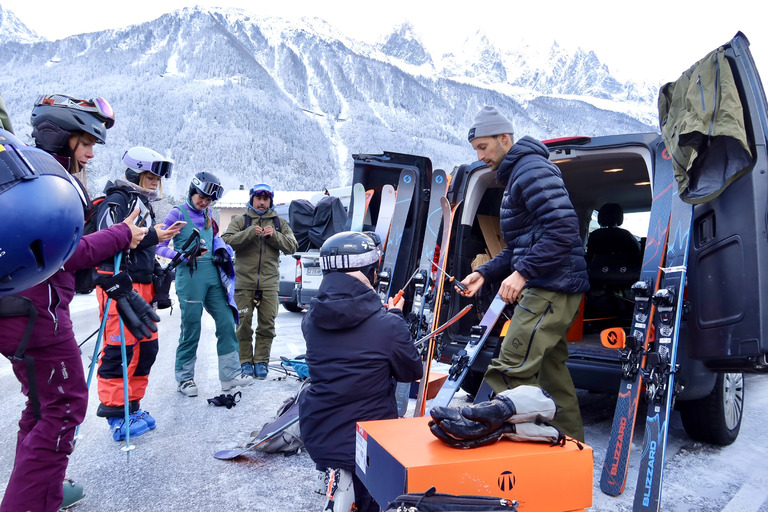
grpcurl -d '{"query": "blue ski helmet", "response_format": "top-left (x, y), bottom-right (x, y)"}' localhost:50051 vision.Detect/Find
top-left (0, 129), bottom-right (88, 297)
top-left (249, 183), bottom-right (273, 208)
top-left (189, 171), bottom-right (223, 201)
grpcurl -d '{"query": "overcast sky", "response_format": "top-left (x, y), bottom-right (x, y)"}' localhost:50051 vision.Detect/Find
top-left (3, 0), bottom-right (766, 85)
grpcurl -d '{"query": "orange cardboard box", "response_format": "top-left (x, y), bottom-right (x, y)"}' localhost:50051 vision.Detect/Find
top-left (356, 416), bottom-right (592, 512)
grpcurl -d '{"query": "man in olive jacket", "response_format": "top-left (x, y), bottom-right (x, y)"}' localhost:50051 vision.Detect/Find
top-left (222, 184), bottom-right (298, 379)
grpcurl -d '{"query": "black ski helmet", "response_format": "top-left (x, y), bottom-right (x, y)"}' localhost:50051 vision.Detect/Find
top-left (189, 171), bottom-right (223, 200)
top-left (30, 94), bottom-right (114, 155)
top-left (320, 231), bottom-right (382, 284)
top-left (123, 146), bottom-right (173, 185)
top-left (249, 183), bottom-right (274, 208)
top-left (0, 128), bottom-right (88, 297)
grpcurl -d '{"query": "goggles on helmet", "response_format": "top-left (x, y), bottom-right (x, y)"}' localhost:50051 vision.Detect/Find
top-left (34, 94), bottom-right (116, 129)
top-left (250, 184), bottom-right (273, 198)
top-left (122, 151), bottom-right (173, 179)
top-left (192, 176), bottom-right (223, 200)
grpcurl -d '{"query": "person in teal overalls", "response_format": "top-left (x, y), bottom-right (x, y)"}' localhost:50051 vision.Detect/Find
top-left (156, 172), bottom-right (254, 397)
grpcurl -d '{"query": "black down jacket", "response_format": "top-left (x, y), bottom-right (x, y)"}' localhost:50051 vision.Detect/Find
top-left (478, 136), bottom-right (590, 294)
top-left (298, 272), bottom-right (422, 471)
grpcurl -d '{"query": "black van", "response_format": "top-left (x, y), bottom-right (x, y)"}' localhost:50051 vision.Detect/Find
top-left (433, 32), bottom-right (768, 446)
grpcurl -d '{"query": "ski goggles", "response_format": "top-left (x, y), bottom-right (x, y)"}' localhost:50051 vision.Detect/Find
top-left (34, 94), bottom-right (116, 129)
top-left (250, 184), bottom-right (273, 198)
top-left (192, 176), bottom-right (223, 200)
top-left (122, 151), bottom-right (173, 178)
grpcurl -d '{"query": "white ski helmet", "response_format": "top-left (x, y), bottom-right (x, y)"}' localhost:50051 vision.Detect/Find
top-left (320, 231), bottom-right (383, 285)
top-left (123, 146), bottom-right (173, 185)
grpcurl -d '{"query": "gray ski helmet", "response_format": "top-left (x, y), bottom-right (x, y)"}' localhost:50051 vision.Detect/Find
top-left (123, 146), bottom-right (173, 185)
top-left (249, 183), bottom-right (274, 208)
top-left (0, 128), bottom-right (87, 297)
top-left (320, 231), bottom-right (381, 278)
top-left (30, 94), bottom-right (115, 155)
top-left (189, 171), bottom-right (223, 200)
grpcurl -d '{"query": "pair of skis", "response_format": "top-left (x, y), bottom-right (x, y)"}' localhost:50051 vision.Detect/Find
top-left (599, 158), bottom-right (675, 496)
top-left (600, 161), bottom-right (694, 512)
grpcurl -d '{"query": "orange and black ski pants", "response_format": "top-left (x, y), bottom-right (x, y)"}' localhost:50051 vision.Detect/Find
top-left (96, 282), bottom-right (159, 408)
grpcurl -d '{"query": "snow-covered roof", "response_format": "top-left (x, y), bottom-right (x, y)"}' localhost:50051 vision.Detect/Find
top-left (214, 189), bottom-right (319, 209)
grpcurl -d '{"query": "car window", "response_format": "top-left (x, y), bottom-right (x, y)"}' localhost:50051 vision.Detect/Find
top-left (588, 210), bottom-right (649, 239)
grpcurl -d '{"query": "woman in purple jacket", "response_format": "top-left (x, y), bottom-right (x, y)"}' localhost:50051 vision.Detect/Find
top-left (0, 99), bottom-right (147, 512)
top-left (156, 172), bottom-right (253, 398)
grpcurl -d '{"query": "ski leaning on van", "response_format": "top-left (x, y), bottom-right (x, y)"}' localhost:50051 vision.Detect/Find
top-left (631, 190), bottom-right (693, 511)
top-left (376, 168), bottom-right (417, 302)
top-left (599, 147), bottom-right (675, 496)
top-left (413, 197), bottom-right (462, 417)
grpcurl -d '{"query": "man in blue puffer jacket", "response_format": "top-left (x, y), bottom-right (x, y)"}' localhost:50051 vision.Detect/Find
top-left (459, 106), bottom-right (589, 441)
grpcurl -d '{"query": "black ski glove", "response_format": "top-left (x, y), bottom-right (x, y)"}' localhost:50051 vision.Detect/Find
top-left (430, 398), bottom-right (514, 440)
top-left (429, 419), bottom-right (513, 449)
top-left (99, 272), bottom-right (160, 340)
top-left (207, 392), bottom-right (241, 409)
top-left (429, 419), bottom-right (565, 448)
top-left (212, 249), bottom-right (227, 266)
top-left (430, 386), bottom-right (556, 440)
top-left (151, 266), bottom-right (175, 310)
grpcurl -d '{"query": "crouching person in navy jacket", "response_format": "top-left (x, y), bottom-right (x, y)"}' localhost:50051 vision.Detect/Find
top-left (299, 231), bottom-right (423, 512)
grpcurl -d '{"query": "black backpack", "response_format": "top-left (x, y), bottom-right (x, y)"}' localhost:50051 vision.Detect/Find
top-left (243, 213), bottom-right (283, 233)
top-left (74, 189), bottom-right (130, 294)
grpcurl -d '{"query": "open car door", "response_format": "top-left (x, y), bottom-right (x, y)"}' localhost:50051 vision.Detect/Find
top-left (680, 32), bottom-right (768, 372)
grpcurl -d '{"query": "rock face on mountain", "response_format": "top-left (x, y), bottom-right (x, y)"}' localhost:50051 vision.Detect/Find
top-left (0, 5), bottom-right (656, 199)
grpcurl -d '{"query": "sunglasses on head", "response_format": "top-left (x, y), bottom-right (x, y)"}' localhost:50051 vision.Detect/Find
top-left (35, 94), bottom-right (115, 129)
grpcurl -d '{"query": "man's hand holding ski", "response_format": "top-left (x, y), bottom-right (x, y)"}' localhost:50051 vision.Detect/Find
top-left (98, 272), bottom-right (160, 340)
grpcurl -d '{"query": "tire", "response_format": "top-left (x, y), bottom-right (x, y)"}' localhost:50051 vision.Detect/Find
top-left (678, 372), bottom-right (744, 446)
top-left (281, 302), bottom-right (303, 313)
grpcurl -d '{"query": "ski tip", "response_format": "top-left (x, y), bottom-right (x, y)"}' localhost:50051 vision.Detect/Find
top-left (213, 449), bottom-right (246, 460)
top-left (600, 327), bottom-right (626, 349)
top-left (599, 466), bottom-right (626, 496)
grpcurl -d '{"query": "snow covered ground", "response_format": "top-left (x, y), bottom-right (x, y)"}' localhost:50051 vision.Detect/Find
top-left (1, 292), bottom-right (767, 511)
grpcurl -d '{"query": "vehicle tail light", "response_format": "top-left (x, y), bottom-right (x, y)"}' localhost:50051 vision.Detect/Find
top-left (295, 259), bottom-right (302, 284)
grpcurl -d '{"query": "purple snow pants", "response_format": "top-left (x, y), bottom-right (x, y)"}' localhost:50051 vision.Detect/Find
top-left (0, 336), bottom-right (88, 512)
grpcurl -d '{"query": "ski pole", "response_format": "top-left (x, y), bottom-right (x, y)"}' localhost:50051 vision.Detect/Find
top-left (109, 252), bottom-right (135, 458)
top-left (74, 255), bottom-right (121, 442)
top-left (77, 327), bottom-right (100, 348)
top-left (413, 304), bottom-right (473, 350)
top-left (432, 262), bottom-right (469, 294)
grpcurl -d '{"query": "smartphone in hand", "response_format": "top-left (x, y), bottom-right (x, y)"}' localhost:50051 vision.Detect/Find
top-left (169, 221), bottom-right (187, 230)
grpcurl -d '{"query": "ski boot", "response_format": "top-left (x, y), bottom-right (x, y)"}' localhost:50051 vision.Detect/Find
top-left (254, 362), bottom-right (268, 380)
top-left (61, 478), bottom-right (84, 510)
top-left (107, 412), bottom-right (151, 442)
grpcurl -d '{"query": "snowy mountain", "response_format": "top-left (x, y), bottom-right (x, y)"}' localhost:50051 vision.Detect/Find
top-left (0, 4), bottom-right (659, 200)
top-left (0, 5), bottom-right (42, 45)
